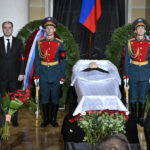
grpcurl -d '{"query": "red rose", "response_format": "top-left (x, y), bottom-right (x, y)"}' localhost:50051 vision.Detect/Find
top-left (17, 89), bottom-right (22, 92)
top-left (124, 115), bottom-right (129, 120)
top-left (120, 111), bottom-right (126, 116)
top-left (86, 110), bottom-right (92, 115)
top-left (8, 92), bottom-right (13, 96)
top-left (69, 119), bottom-right (75, 123)
top-left (74, 116), bottom-right (79, 121)
top-left (77, 113), bottom-right (81, 117)
top-left (11, 96), bottom-right (15, 100)
top-left (98, 114), bottom-right (102, 117)
top-left (102, 109), bottom-right (109, 113)
top-left (78, 116), bottom-right (83, 120)
top-left (14, 93), bottom-right (19, 97)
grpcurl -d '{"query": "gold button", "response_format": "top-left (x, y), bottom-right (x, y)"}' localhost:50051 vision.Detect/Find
top-left (140, 42), bottom-right (142, 44)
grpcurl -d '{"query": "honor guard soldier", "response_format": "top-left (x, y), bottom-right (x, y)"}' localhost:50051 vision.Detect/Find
top-left (123, 18), bottom-right (150, 126)
top-left (34, 17), bottom-right (66, 127)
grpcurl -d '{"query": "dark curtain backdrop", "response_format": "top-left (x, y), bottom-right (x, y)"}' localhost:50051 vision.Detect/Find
top-left (54, 0), bottom-right (125, 59)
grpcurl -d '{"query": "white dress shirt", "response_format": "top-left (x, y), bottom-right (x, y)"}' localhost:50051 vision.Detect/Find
top-left (4, 36), bottom-right (12, 53)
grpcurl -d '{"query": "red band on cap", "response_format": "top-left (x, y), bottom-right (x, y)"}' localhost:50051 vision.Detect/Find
top-left (44, 21), bottom-right (55, 27)
top-left (135, 22), bottom-right (146, 28)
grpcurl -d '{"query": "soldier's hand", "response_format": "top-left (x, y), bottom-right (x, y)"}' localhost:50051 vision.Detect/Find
top-left (34, 75), bottom-right (40, 87)
top-left (60, 81), bottom-right (64, 84)
top-left (123, 79), bottom-right (129, 90)
top-left (123, 76), bottom-right (129, 90)
top-left (34, 79), bottom-right (39, 87)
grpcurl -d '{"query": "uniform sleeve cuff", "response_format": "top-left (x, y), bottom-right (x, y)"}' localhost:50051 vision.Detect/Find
top-left (60, 78), bottom-right (66, 82)
top-left (34, 75), bottom-right (40, 79)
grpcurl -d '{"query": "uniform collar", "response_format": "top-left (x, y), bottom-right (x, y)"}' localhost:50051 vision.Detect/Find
top-left (46, 37), bottom-right (54, 41)
top-left (136, 36), bottom-right (145, 41)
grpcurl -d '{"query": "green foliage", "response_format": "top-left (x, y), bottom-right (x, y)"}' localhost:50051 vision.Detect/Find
top-left (106, 24), bottom-right (133, 74)
top-left (106, 23), bottom-right (150, 110)
top-left (17, 20), bottom-right (79, 106)
top-left (106, 23), bottom-right (150, 74)
top-left (146, 90), bottom-right (150, 111)
top-left (77, 110), bottom-right (127, 145)
top-left (1, 95), bottom-right (10, 113)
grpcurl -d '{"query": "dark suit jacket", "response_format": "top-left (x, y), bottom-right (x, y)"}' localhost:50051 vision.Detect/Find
top-left (0, 111), bottom-right (5, 127)
top-left (0, 36), bottom-right (25, 93)
top-left (0, 100), bottom-right (5, 127)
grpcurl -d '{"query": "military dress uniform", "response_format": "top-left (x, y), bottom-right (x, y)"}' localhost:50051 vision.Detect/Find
top-left (124, 18), bottom-right (150, 126)
top-left (34, 17), bottom-right (66, 127)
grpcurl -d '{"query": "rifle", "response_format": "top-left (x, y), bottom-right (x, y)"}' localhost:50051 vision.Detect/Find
top-left (124, 78), bottom-right (129, 110)
top-left (35, 81), bottom-right (39, 127)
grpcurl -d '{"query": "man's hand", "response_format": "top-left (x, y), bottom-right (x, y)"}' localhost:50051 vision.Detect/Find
top-left (18, 75), bottom-right (24, 81)
top-left (5, 114), bottom-right (11, 122)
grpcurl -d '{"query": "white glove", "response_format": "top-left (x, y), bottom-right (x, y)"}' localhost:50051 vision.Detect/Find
top-left (149, 79), bottom-right (150, 83)
top-left (124, 78), bottom-right (129, 90)
top-left (60, 81), bottom-right (64, 84)
top-left (34, 79), bottom-right (39, 87)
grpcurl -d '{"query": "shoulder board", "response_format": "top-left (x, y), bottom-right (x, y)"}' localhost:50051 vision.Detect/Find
top-left (129, 37), bottom-right (135, 41)
top-left (55, 38), bottom-right (63, 43)
top-left (146, 37), bottom-right (150, 41)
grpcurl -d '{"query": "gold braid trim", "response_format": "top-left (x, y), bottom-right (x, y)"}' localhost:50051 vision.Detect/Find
top-left (128, 39), bottom-right (139, 58)
top-left (37, 40), bottom-right (48, 59)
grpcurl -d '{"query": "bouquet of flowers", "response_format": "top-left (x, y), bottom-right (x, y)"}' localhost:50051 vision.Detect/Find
top-left (0, 89), bottom-right (30, 140)
top-left (69, 109), bottom-right (129, 145)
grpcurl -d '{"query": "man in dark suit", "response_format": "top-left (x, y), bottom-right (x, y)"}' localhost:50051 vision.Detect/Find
top-left (34, 17), bottom-right (66, 128)
top-left (0, 21), bottom-right (25, 126)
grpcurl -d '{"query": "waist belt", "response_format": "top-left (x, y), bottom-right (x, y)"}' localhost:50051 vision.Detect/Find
top-left (131, 61), bottom-right (148, 66)
top-left (41, 61), bottom-right (59, 66)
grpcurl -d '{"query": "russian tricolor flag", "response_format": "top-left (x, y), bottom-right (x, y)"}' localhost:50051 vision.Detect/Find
top-left (23, 27), bottom-right (46, 89)
top-left (79, 0), bottom-right (102, 33)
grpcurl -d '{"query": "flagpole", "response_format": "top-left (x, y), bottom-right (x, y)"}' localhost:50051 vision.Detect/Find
top-left (88, 33), bottom-right (92, 59)
top-left (45, 0), bottom-right (53, 17)
top-left (50, 0), bottom-right (54, 17)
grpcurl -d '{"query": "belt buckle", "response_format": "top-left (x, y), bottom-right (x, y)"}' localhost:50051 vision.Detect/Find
top-left (47, 62), bottom-right (50, 67)
top-left (139, 62), bottom-right (141, 67)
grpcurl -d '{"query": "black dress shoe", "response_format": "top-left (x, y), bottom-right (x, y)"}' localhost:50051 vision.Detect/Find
top-left (50, 120), bottom-right (59, 127)
top-left (12, 120), bottom-right (19, 127)
top-left (40, 121), bottom-right (49, 128)
top-left (138, 118), bottom-right (144, 127)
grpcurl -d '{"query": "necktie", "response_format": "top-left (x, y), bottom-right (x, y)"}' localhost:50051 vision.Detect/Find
top-left (7, 39), bottom-right (10, 54)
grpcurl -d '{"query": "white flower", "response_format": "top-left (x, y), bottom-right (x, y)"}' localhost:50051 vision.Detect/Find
top-left (81, 111), bottom-right (86, 116)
